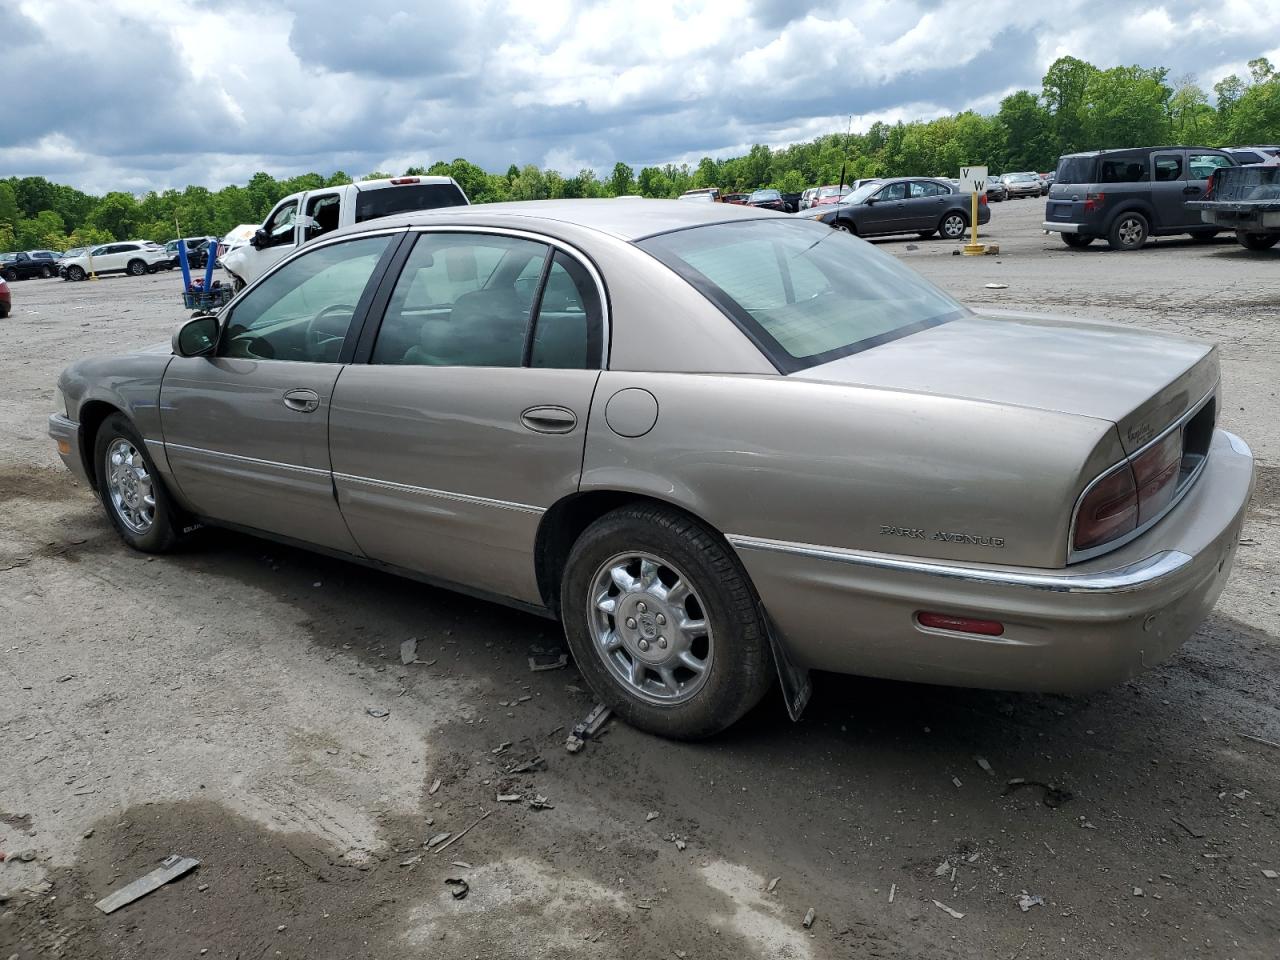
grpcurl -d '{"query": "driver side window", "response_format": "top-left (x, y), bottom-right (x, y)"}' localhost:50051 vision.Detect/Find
top-left (220, 235), bottom-right (392, 363)
top-left (263, 200), bottom-right (300, 248)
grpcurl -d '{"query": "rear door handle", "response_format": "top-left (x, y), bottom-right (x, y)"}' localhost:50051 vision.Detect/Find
top-left (520, 405), bottom-right (577, 434)
top-left (282, 388), bottom-right (320, 413)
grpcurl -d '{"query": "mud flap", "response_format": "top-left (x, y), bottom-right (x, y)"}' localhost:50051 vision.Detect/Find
top-left (764, 613), bottom-right (811, 721)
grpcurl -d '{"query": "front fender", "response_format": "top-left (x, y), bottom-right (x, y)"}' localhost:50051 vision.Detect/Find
top-left (60, 350), bottom-right (174, 482)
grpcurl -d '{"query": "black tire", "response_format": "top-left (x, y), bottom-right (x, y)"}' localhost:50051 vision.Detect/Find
top-left (1061, 233), bottom-right (1094, 249)
top-left (0, 303), bottom-right (8, 319)
top-left (560, 503), bottom-right (774, 740)
top-left (126, 259), bottom-right (147, 276)
top-left (67, 265), bottom-right (86, 281)
top-left (1107, 211), bottom-right (1148, 251)
top-left (1, 268), bottom-right (17, 282)
top-left (940, 211), bottom-right (967, 240)
top-left (832, 220), bottom-right (855, 234)
top-left (40, 265), bottom-right (55, 278)
top-left (1237, 231), bottom-right (1280, 251)
top-left (93, 413), bottom-right (183, 553)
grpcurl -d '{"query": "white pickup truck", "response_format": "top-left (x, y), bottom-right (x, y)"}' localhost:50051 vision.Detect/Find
top-left (222, 175), bottom-right (469, 289)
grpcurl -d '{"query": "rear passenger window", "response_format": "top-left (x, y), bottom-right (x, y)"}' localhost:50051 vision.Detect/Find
top-left (1099, 158), bottom-right (1148, 183)
top-left (372, 233), bottom-right (548, 368)
top-left (529, 252), bottom-right (603, 369)
top-left (1188, 153), bottom-right (1233, 180)
top-left (909, 181), bottom-right (943, 198)
top-left (1153, 155), bottom-right (1184, 181)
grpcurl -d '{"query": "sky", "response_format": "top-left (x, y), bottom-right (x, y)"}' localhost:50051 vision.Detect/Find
top-left (3, 0), bottom-right (1278, 195)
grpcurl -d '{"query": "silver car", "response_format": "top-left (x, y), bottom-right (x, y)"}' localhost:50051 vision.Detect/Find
top-left (50, 200), bottom-right (1254, 739)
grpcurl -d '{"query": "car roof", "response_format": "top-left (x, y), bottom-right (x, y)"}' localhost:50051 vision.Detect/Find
top-left (1060, 146), bottom-right (1222, 158)
top-left (323, 198), bottom-right (791, 243)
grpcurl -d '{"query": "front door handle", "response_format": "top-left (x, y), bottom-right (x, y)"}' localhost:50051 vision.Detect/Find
top-left (1183, 186), bottom-right (1201, 194)
top-left (282, 388), bottom-right (320, 413)
top-left (520, 405), bottom-right (577, 434)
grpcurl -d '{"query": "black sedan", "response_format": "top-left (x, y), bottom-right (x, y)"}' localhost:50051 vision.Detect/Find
top-left (803, 177), bottom-right (990, 241)
top-left (746, 188), bottom-right (786, 211)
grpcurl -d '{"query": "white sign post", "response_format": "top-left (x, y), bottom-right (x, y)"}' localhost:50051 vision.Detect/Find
top-left (958, 165), bottom-right (989, 254)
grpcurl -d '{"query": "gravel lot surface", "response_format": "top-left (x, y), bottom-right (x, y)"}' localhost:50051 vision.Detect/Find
top-left (3, 199), bottom-right (1279, 959)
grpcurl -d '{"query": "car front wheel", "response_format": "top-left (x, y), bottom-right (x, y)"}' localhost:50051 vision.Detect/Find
top-left (1107, 212), bottom-right (1148, 251)
top-left (66, 265), bottom-right (86, 281)
top-left (94, 413), bottom-right (182, 553)
top-left (1, 268), bottom-right (17, 282)
top-left (940, 212), bottom-right (967, 239)
top-left (127, 259), bottom-right (147, 276)
top-left (832, 220), bottom-right (855, 234)
top-left (1237, 231), bottom-right (1280, 251)
top-left (560, 503), bottom-right (774, 740)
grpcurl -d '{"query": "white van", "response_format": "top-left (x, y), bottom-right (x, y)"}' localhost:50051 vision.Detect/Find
top-left (222, 176), bottom-right (469, 289)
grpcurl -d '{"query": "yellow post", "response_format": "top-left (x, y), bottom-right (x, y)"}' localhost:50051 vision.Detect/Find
top-left (962, 183), bottom-right (989, 255)
top-left (87, 246), bottom-right (98, 280)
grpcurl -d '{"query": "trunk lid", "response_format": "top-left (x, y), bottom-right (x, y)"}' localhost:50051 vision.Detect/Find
top-left (794, 311), bottom-right (1217, 455)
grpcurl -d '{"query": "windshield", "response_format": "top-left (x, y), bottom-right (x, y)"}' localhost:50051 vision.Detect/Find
top-left (844, 182), bottom-right (881, 204)
top-left (750, 189), bottom-right (780, 201)
top-left (818, 186), bottom-right (845, 198)
top-left (640, 219), bottom-right (965, 372)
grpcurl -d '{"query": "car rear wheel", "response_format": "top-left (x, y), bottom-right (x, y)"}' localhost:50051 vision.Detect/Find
top-left (1237, 231), bottom-right (1280, 251)
top-left (40, 265), bottom-right (54, 278)
top-left (560, 503), bottom-right (774, 740)
top-left (66, 265), bottom-right (86, 281)
top-left (1061, 233), bottom-right (1094, 249)
top-left (940, 212), bottom-right (967, 240)
top-left (1, 268), bottom-right (17, 282)
top-left (127, 259), bottom-right (147, 276)
top-left (94, 413), bottom-right (183, 553)
top-left (1107, 212), bottom-right (1148, 251)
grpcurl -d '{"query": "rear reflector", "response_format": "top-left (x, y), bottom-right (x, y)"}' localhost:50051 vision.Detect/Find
top-left (917, 612), bottom-right (1005, 636)
top-left (1073, 464), bottom-right (1138, 551)
top-left (390, 177), bottom-right (420, 185)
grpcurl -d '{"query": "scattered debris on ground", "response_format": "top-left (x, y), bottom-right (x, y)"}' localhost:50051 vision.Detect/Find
top-left (565, 703), bottom-right (612, 753)
top-left (365, 707), bottom-right (389, 719)
top-left (803, 907), bottom-right (816, 929)
top-left (399, 637), bottom-right (419, 665)
top-left (94, 855), bottom-right (200, 914)
top-left (445, 877), bottom-right (469, 900)
top-left (1016, 892), bottom-right (1044, 912)
top-left (1003, 778), bottom-right (1073, 808)
top-left (933, 900), bottom-right (965, 920)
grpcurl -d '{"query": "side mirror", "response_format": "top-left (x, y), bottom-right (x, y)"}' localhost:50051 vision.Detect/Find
top-left (173, 314), bottom-right (220, 358)
top-left (864, 196), bottom-right (877, 205)
top-left (251, 228), bottom-right (268, 250)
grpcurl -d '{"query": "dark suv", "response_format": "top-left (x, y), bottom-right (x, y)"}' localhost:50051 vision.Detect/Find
top-left (1043, 147), bottom-right (1236, 250)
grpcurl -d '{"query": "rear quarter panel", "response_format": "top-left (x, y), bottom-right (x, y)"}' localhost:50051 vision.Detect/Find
top-left (581, 372), bottom-right (1122, 569)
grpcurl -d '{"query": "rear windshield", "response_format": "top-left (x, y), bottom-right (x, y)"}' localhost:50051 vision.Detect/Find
top-left (639, 219), bottom-right (965, 372)
top-left (354, 183), bottom-right (467, 224)
top-left (1055, 156), bottom-right (1097, 185)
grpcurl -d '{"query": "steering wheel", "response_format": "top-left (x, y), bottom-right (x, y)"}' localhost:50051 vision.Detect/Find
top-left (306, 303), bottom-right (356, 360)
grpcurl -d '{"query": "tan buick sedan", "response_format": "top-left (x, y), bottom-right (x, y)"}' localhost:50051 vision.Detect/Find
top-left (49, 200), bottom-right (1255, 739)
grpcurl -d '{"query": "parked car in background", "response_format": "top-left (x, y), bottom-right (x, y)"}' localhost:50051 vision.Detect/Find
top-left (812, 184), bottom-right (852, 207)
top-left (221, 175), bottom-right (469, 290)
top-left (746, 188), bottom-right (786, 211)
top-left (722, 193), bottom-right (749, 205)
top-left (58, 247), bottom-right (86, 265)
top-left (679, 188), bottom-right (720, 202)
top-left (29, 249), bottom-right (64, 267)
top-left (58, 241), bottom-right (170, 280)
top-left (1188, 160), bottom-right (1280, 250)
top-left (1225, 146), bottom-right (1279, 165)
top-left (807, 177), bottom-right (989, 240)
top-left (985, 177), bottom-right (1008, 202)
top-left (799, 187), bottom-right (819, 209)
top-left (1044, 146), bottom-right (1237, 250)
top-left (1, 251), bottom-right (58, 280)
top-left (0, 274), bottom-right (9, 317)
top-left (1001, 172), bottom-right (1043, 199)
top-left (781, 192), bottom-right (803, 213)
top-left (163, 237), bottom-right (219, 270)
top-left (1040, 172), bottom-right (1056, 190)
top-left (49, 199), bottom-right (1253, 740)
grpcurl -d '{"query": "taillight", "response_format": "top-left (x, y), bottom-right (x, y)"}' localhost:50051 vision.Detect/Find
top-left (1203, 171), bottom-right (1216, 200)
top-left (1074, 465), bottom-right (1137, 551)
top-left (1131, 431), bottom-right (1182, 524)
top-left (979, 193), bottom-right (988, 206)
top-left (1083, 191), bottom-right (1106, 212)
top-left (390, 177), bottom-right (420, 185)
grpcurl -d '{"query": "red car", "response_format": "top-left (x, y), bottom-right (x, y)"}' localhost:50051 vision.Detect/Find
top-left (0, 274), bottom-right (10, 318)
top-left (746, 188), bottom-right (785, 211)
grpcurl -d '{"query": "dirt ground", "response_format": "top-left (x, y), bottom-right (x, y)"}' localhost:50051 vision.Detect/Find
top-left (2, 200), bottom-right (1279, 960)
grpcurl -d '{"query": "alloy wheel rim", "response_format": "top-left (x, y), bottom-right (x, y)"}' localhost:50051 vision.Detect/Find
top-left (105, 438), bottom-right (155, 534)
top-left (944, 216), bottom-right (964, 237)
top-left (587, 551), bottom-right (713, 705)
top-left (1119, 218), bottom-right (1143, 246)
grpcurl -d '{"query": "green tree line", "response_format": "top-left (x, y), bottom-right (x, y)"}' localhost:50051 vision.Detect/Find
top-left (3, 54), bottom-right (1277, 252)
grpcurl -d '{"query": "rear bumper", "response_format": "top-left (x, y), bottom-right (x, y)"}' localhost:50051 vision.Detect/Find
top-left (731, 429), bottom-right (1254, 693)
top-left (1043, 221), bottom-right (1081, 233)
top-left (48, 413), bottom-right (91, 486)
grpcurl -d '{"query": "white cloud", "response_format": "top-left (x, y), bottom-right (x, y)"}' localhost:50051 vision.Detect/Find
top-left (4, 0), bottom-right (1279, 193)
